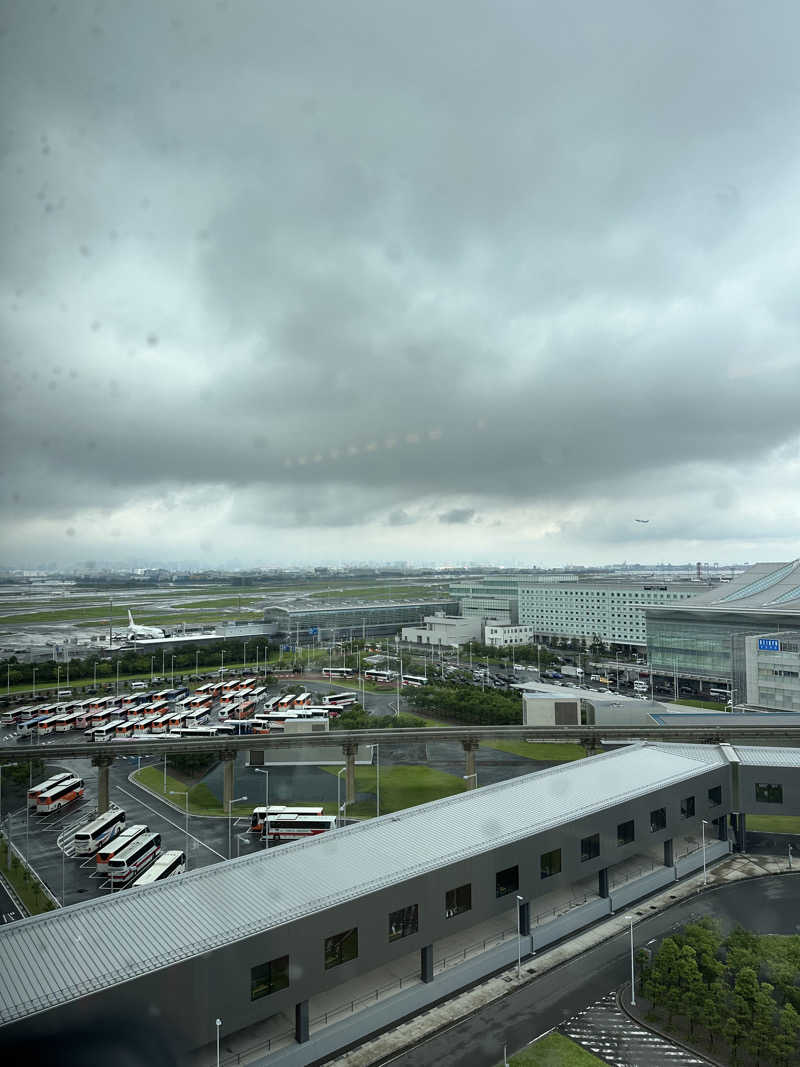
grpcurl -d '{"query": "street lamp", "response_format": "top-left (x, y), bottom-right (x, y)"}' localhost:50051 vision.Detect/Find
top-left (32, 667), bottom-right (37, 697)
top-left (215, 1018), bottom-right (222, 1067)
top-left (626, 914), bottom-right (636, 1005)
top-left (463, 773), bottom-right (478, 789)
top-left (227, 795), bottom-right (248, 860)
top-left (515, 894), bottom-right (524, 979)
top-left (337, 767), bottom-right (346, 825)
top-left (115, 661), bottom-right (120, 696)
top-left (169, 790), bottom-right (190, 871)
top-left (150, 657), bottom-right (155, 683)
top-left (171, 655), bottom-right (176, 687)
top-left (254, 768), bottom-right (269, 849)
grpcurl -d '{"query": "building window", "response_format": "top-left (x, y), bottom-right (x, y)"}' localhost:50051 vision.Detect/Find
top-left (388, 904), bottom-right (419, 942)
top-left (580, 833), bottom-right (600, 862)
top-left (681, 796), bottom-right (695, 819)
top-left (650, 807), bottom-right (667, 833)
top-left (496, 865), bottom-right (519, 897)
top-left (251, 955), bottom-right (289, 1000)
top-left (708, 785), bottom-right (722, 807)
top-left (540, 848), bottom-right (562, 879)
top-left (617, 820), bottom-right (635, 847)
top-left (325, 928), bottom-right (358, 970)
top-left (755, 783), bottom-right (784, 804)
top-left (445, 883), bottom-right (471, 917)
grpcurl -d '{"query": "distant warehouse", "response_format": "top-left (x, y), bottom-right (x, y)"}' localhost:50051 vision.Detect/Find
top-left (264, 599), bottom-right (457, 643)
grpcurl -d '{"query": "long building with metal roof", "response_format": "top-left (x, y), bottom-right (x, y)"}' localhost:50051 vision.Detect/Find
top-left (2, 741), bottom-right (799, 1064)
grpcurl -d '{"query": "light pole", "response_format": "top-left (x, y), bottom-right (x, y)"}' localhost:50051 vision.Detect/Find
top-left (337, 767), bottom-right (346, 825)
top-left (463, 773), bottom-right (478, 789)
top-left (221, 650), bottom-right (225, 678)
top-left (115, 661), bottom-right (120, 697)
top-left (32, 667), bottom-right (37, 697)
top-left (150, 656), bottom-right (155, 683)
top-left (227, 795), bottom-right (248, 860)
top-left (169, 790), bottom-right (190, 871)
top-left (243, 643), bottom-right (248, 672)
top-left (195, 650), bottom-right (200, 677)
top-left (215, 1018), bottom-right (222, 1067)
top-left (626, 914), bottom-right (636, 1005)
top-left (254, 768), bottom-right (269, 849)
top-left (171, 655), bottom-right (175, 687)
top-left (701, 818), bottom-right (710, 886)
top-left (515, 894), bottom-right (524, 979)
top-left (789, 843), bottom-right (793, 870)
top-left (376, 743), bottom-right (380, 818)
top-left (616, 651), bottom-right (621, 690)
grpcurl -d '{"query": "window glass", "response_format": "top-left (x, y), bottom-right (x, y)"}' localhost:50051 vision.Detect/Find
top-left (650, 807), bottom-right (667, 832)
top-left (445, 883), bottom-right (471, 917)
top-left (707, 785), bottom-right (722, 807)
top-left (680, 796), bottom-right (695, 819)
top-left (388, 904), bottom-right (419, 941)
top-left (495, 865), bottom-right (519, 897)
top-left (540, 848), bottom-right (561, 878)
top-left (580, 833), bottom-right (600, 861)
top-left (617, 820), bottom-right (634, 846)
top-left (755, 783), bottom-right (783, 804)
top-left (250, 955), bottom-right (289, 1000)
top-left (325, 928), bottom-right (358, 970)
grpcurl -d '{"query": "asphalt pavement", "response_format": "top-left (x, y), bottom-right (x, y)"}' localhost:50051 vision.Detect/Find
top-left (364, 875), bottom-right (800, 1067)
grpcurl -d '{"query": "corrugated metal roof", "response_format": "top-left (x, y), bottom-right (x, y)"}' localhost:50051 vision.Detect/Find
top-left (0, 742), bottom-right (767, 1025)
top-left (730, 746), bottom-right (800, 767)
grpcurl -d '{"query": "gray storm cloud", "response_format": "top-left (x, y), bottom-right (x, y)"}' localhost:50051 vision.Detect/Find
top-left (1, 1), bottom-right (799, 565)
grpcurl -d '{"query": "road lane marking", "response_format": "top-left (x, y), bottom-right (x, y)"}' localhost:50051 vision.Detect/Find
top-left (116, 786), bottom-right (225, 860)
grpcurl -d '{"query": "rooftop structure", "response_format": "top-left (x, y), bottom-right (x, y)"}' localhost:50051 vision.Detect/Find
top-left (263, 599), bottom-right (457, 642)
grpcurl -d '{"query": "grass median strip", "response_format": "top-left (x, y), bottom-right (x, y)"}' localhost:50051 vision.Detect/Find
top-left (498, 1032), bottom-right (606, 1065)
top-left (133, 766), bottom-right (252, 816)
top-left (484, 739), bottom-right (586, 762)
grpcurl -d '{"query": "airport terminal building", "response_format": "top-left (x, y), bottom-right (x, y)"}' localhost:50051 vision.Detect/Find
top-left (2, 741), bottom-right (800, 1066)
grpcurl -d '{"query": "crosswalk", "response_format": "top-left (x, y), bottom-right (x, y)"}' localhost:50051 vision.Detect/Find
top-left (562, 991), bottom-right (706, 1066)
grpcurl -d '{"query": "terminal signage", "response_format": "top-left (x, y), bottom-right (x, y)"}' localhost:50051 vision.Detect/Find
top-left (758, 638), bottom-right (781, 652)
top-left (308, 627), bottom-right (318, 635)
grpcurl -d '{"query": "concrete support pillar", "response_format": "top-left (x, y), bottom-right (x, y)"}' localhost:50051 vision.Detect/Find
top-left (342, 743), bottom-right (357, 805)
top-left (717, 814), bottom-right (728, 842)
top-left (248, 749), bottom-right (264, 767)
top-left (663, 838), bottom-right (674, 867)
top-left (461, 739), bottom-right (479, 786)
top-left (92, 755), bottom-right (114, 815)
top-left (518, 898), bottom-right (531, 937)
top-left (598, 867), bottom-right (609, 899)
top-left (222, 754), bottom-right (235, 813)
top-left (295, 1000), bottom-right (309, 1043)
top-left (735, 812), bottom-right (746, 852)
top-left (420, 944), bottom-right (434, 983)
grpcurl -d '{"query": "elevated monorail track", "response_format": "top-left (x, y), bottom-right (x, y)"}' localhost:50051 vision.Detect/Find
top-left (3, 723), bottom-right (800, 764)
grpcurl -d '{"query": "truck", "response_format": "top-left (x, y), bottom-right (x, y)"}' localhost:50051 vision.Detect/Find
top-left (561, 665), bottom-right (584, 678)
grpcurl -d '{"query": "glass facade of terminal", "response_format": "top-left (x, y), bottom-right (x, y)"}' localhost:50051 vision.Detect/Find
top-left (264, 600), bottom-right (456, 638)
top-left (742, 631), bottom-right (800, 711)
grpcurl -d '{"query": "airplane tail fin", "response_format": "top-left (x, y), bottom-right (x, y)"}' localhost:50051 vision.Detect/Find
top-left (128, 610), bottom-right (135, 626)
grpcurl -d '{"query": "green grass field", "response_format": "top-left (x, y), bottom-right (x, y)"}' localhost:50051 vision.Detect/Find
top-left (669, 698), bottom-right (727, 711)
top-left (322, 763), bottom-right (468, 817)
top-left (747, 814), bottom-right (800, 833)
top-left (0, 838), bottom-right (56, 915)
top-left (132, 766), bottom-right (338, 816)
top-left (499, 1032), bottom-right (605, 1065)
top-left (484, 739), bottom-right (586, 762)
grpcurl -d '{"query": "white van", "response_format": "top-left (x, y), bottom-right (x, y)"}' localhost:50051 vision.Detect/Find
top-left (633, 680), bottom-right (648, 693)
top-left (130, 681), bottom-right (147, 691)
top-left (57, 689), bottom-right (72, 699)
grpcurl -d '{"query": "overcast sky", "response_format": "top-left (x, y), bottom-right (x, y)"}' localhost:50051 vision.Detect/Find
top-left (1, 1), bottom-right (799, 569)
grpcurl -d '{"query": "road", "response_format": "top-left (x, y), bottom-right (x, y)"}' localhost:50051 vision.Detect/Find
top-left (384, 875), bottom-right (800, 1067)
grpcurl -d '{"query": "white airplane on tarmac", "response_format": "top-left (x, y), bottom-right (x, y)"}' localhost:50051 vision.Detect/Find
top-left (126, 610), bottom-right (167, 640)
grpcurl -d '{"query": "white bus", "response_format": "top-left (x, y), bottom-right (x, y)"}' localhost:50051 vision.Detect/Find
top-left (108, 831), bottom-right (161, 885)
top-left (97, 824), bottom-right (148, 873)
top-left (149, 714), bottom-right (173, 734)
top-left (250, 805), bottom-right (324, 834)
top-left (171, 725), bottom-right (219, 739)
top-left (402, 674), bottom-right (428, 687)
top-left (364, 669), bottom-right (396, 683)
top-left (321, 667), bottom-right (354, 678)
top-left (184, 709), bottom-right (210, 728)
top-left (37, 714), bottom-right (65, 737)
top-left (74, 808), bottom-right (127, 855)
top-left (1, 705), bottom-right (35, 727)
top-left (36, 777), bottom-right (85, 813)
top-left (85, 719), bottom-right (125, 743)
top-left (323, 691), bottom-right (359, 706)
top-left (55, 711), bottom-right (83, 732)
top-left (133, 715), bottom-right (161, 736)
top-left (16, 714), bottom-right (54, 739)
top-left (28, 772), bottom-right (74, 808)
top-left (266, 813), bottom-right (337, 841)
top-left (130, 850), bottom-right (185, 887)
top-left (115, 719), bottom-right (140, 738)
top-left (294, 692), bottom-right (312, 708)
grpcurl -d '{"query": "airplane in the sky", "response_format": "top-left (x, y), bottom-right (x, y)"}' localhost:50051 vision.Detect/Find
top-left (126, 610), bottom-right (166, 640)
top-left (634, 518), bottom-right (650, 524)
